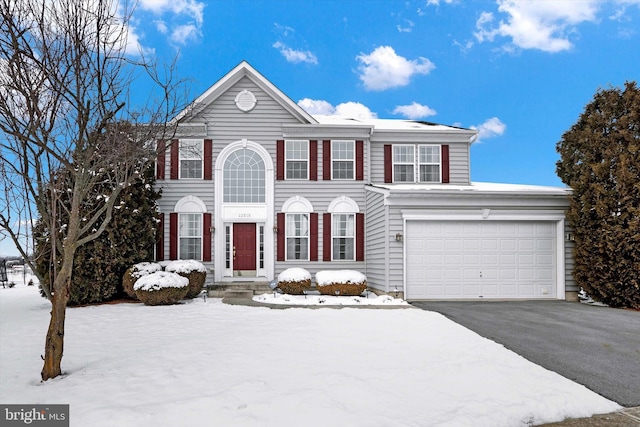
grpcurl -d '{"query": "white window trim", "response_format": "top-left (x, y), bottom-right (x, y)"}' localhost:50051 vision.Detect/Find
top-left (331, 213), bottom-right (355, 261)
top-left (285, 140), bottom-right (309, 180)
top-left (331, 140), bottom-right (355, 180)
top-left (418, 144), bottom-right (442, 183)
top-left (391, 144), bottom-right (442, 183)
top-left (285, 213), bottom-right (310, 261)
top-left (179, 139), bottom-right (204, 180)
top-left (327, 196), bottom-right (359, 261)
top-left (392, 144), bottom-right (415, 183)
top-left (178, 213), bottom-right (203, 261)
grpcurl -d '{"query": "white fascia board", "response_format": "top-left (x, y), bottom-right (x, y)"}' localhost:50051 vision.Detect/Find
top-left (370, 129), bottom-right (477, 144)
top-left (401, 209), bottom-right (566, 221)
top-left (282, 124), bottom-right (373, 139)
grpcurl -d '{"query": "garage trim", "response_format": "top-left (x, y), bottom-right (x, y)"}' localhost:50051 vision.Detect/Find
top-left (402, 210), bottom-right (566, 300)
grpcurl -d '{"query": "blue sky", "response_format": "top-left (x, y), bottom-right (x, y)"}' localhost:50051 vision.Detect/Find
top-left (2, 0), bottom-right (640, 257)
top-left (126, 0), bottom-right (640, 187)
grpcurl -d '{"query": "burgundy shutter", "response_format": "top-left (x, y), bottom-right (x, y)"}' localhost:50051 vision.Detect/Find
top-left (169, 213), bottom-right (178, 260)
top-left (356, 213), bottom-right (365, 261)
top-left (276, 140), bottom-right (285, 180)
top-left (356, 140), bottom-right (364, 181)
top-left (309, 140), bottom-right (318, 181)
top-left (323, 140), bottom-right (331, 180)
top-left (323, 212), bottom-right (331, 261)
top-left (170, 139), bottom-right (179, 180)
top-left (277, 213), bottom-right (285, 261)
top-left (384, 145), bottom-right (392, 183)
top-left (204, 139), bottom-right (212, 181)
top-left (156, 140), bottom-right (166, 180)
top-left (156, 213), bottom-right (165, 261)
top-left (203, 213), bottom-right (212, 262)
top-left (310, 212), bottom-right (318, 261)
top-left (441, 144), bottom-right (450, 184)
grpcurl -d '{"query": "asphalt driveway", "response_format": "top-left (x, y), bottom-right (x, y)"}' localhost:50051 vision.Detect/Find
top-left (410, 300), bottom-right (640, 407)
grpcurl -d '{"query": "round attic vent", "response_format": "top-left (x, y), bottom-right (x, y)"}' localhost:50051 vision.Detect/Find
top-left (234, 89), bottom-right (257, 112)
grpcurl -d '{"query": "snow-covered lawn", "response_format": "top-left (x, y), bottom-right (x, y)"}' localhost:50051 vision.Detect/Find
top-left (1, 277), bottom-right (619, 427)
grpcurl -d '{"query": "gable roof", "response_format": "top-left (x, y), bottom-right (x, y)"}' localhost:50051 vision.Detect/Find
top-left (173, 61), bottom-right (317, 125)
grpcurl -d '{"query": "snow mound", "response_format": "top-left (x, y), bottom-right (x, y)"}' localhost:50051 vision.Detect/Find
top-left (164, 260), bottom-right (206, 274)
top-left (315, 270), bottom-right (366, 286)
top-left (278, 268), bottom-right (311, 282)
top-left (253, 293), bottom-right (409, 306)
top-left (134, 271), bottom-right (189, 291)
top-left (130, 262), bottom-right (162, 278)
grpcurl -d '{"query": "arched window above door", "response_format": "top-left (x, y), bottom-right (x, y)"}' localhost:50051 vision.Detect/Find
top-left (223, 148), bottom-right (265, 203)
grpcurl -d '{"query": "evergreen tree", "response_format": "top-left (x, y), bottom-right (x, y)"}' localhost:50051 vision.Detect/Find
top-left (556, 82), bottom-right (640, 309)
top-left (35, 163), bottom-right (161, 305)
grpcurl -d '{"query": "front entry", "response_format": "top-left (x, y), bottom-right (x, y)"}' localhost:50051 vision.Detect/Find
top-left (233, 223), bottom-right (256, 276)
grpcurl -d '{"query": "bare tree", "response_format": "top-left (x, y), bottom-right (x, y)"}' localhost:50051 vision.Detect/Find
top-left (0, 0), bottom-right (184, 380)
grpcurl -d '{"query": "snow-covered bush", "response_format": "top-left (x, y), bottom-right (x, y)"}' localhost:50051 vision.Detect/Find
top-left (315, 270), bottom-right (367, 296)
top-left (122, 262), bottom-right (162, 300)
top-left (164, 260), bottom-right (207, 299)
top-left (133, 271), bottom-right (189, 306)
top-left (277, 268), bottom-right (311, 295)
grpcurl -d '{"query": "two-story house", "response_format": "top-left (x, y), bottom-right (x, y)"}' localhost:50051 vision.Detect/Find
top-left (155, 61), bottom-right (575, 301)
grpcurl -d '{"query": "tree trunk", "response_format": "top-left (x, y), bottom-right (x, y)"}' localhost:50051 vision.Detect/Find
top-left (41, 282), bottom-right (70, 381)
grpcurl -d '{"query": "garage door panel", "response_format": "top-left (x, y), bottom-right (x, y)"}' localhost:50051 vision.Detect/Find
top-left (406, 220), bottom-right (557, 300)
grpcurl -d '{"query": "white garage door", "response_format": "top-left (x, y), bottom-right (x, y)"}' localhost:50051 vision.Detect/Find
top-left (406, 221), bottom-right (557, 300)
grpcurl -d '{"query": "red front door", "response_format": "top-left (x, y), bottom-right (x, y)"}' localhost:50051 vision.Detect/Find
top-left (233, 223), bottom-right (256, 271)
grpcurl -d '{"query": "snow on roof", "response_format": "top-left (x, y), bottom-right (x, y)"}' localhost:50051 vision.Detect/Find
top-left (312, 115), bottom-right (472, 132)
top-left (378, 181), bottom-right (571, 196)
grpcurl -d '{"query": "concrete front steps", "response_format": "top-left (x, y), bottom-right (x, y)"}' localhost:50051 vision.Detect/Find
top-left (207, 281), bottom-right (273, 299)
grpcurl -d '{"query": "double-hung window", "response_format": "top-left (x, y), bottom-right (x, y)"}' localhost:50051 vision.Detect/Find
top-left (393, 145), bottom-right (415, 182)
top-left (179, 213), bottom-right (202, 260)
top-left (332, 213), bottom-right (355, 260)
top-left (286, 213), bottom-right (309, 260)
top-left (285, 140), bottom-right (308, 179)
top-left (332, 140), bottom-right (355, 180)
top-left (391, 144), bottom-right (441, 183)
top-left (179, 139), bottom-right (203, 179)
top-left (418, 145), bottom-right (440, 183)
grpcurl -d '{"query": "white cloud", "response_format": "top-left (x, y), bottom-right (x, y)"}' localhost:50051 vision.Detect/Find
top-left (471, 117), bottom-right (506, 140)
top-left (474, 0), bottom-right (599, 53)
top-left (356, 46), bottom-right (435, 91)
top-left (426, 0), bottom-right (457, 6)
top-left (397, 20), bottom-right (415, 33)
top-left (273, 42), bottom-right (318, 65)
top-left (392, 102), bottom-right (437, 119)
top-left (135, 0), bottom-right (205, 46)
top-left (297, 99), bottom-right (377, 120)
top-left (334, 102), bottom-right (378, 120)
top-left (297, 98), bottom-right (335, 115)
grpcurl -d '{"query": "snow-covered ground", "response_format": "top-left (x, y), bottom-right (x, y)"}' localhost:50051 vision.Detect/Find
top-left (0, 274), bottom-right (620, 427)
